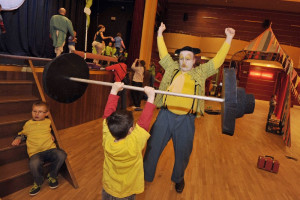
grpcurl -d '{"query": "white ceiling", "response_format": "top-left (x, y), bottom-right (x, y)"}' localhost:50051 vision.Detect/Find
top-left (168, 0), bottom-right (300, 13)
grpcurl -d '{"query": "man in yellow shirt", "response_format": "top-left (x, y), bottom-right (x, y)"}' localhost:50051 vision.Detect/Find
top-left (143, 22), bottom-right (235, 193)
top-left (11, 102), bottom-right (67, 196)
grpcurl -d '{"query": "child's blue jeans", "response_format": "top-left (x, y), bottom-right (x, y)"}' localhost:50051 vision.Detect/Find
top-left (29, 148), bottom-right (67, 185)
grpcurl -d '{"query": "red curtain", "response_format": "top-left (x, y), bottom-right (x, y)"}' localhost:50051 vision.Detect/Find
top-left (275, 73), bottom-right (289, 119)
top-left (126, 0), bottom-right (145, 67)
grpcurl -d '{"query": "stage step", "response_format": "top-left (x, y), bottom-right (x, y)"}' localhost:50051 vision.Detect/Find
top-left (0, 80), bottom-right (35, 97)
top-left (0, 139), bottom-right (27, 166)
top-left (0, 159), bottom-right (33, 197)
top-left (0, 113), bottom-right (31, 126)
top-left (0, 95), bottom-right (40, 116)
top-left (0, 113), bottom-right (30, 138)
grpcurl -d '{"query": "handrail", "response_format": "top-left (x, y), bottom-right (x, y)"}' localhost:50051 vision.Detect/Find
top-left (0, 53), bottom-right (52, 62)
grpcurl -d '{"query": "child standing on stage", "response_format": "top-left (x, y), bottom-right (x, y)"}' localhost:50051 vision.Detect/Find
top-left (102, 82), bottom-right (155, 200)
top-left (112, 32), bottom-right (126, 57)
top-left (68, 31), bottom-right (77, 53)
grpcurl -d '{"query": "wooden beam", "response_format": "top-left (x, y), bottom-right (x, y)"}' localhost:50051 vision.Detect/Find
top-left (73, 50), bottom-right (118, 62)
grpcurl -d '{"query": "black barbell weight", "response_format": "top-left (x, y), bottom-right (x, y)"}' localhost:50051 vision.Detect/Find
top-left (43, 53), bottom-right (255, 135)
top-left (43, 53), bottom-right (89, 103)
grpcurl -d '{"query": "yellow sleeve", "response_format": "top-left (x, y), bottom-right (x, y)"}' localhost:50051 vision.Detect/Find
top-left (102, 119), bottom-right (109, 141)
top-left (18, 121), bottom-right (30, 136)
top-left (157, 36), bottom-right (168, 59)
top-left (212, 42), bottom-right (230, 69)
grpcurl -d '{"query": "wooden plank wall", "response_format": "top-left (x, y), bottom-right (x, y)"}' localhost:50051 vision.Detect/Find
top-left (164, 3), bottom-right (300, 48)
top-left (36, 71), bottom-right (114, 130)
top-left (237, 63), bottom-right (300, 105)
top-left (238, 62), bottom-right (282, 101)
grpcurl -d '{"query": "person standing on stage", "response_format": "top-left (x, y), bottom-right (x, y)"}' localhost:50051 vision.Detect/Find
top-left (111, 32), bottom-right (126, 57)
top-left (50, 8), bottom-right (74, 57)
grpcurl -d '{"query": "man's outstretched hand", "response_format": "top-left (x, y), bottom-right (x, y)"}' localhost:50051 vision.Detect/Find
top-left (158, 22), bottom-right (166, 37)
top-left (225, 28), bottom-right (235, 39)
top-left (225, 28), bottom-right (235, 44)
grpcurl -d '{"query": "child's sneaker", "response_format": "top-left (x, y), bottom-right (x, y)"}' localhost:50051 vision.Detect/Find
top-left (29, 182), bottom-right (41, 196)
top-left (47, 174), bottom-right (59, 189)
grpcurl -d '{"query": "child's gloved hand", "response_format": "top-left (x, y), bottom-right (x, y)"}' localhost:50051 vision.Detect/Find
top-left (144, 86), bottom-right (155, 104)
top-left (111, 82), bottom-right (124, 95)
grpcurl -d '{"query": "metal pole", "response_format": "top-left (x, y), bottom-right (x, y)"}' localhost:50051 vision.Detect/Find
top-left (69, 77), bottom-right (224, 102)
top-left (85, 19), bottom-right (88, 53)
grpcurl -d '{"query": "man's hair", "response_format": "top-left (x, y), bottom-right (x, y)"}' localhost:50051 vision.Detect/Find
top-left (139, 60), bottom-right (146, 67)
top-left (98, 24), bottom-right (105, 31)
top-left (32, 101), bottom-right (49, 111)
top-left (0, 4), bottom-right (2, 9)
top-left (106, 110), bottom-right (133, 140)
top-left (117, 32), bottom-right (122, 37)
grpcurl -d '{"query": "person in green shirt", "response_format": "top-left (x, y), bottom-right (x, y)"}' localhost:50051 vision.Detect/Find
top-left (104, 42), bottom-right (113, 56)
top-left (50, 8), bottom-right (74, 57)
top-left (112, 45), bottom-right (117, 57)
top-left (103, 41), bottom-right (113, 66)
top-left (148, 61), bottom-right (156, 87)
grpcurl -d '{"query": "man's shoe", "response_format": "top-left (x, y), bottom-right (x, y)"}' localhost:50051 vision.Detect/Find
top-left (29, 182), bottom-right (41, 196)
top-left (47, 174), bottom-right (59, 189)
top-left (175, 179), bottom-right (185, 193)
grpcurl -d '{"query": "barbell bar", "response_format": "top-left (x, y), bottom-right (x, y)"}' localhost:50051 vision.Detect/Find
top-left (68, 77), bottom-right (225, 102)
top-left (42, 53), bottom-right (255, 136)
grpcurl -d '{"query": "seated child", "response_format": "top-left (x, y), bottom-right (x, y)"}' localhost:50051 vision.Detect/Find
top-left (104, 41), bottom-right (113, 57)
top-left (102, 82), bottom-right (156, 200)
top-left (111, 46), bottom-right (117, 57)
top-left (11, 101), bottom-right (67, 196)
top-left (103, 41), bottom-right (113, 66)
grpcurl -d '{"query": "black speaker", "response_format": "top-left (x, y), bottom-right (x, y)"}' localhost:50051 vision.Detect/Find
top-left (183, 13), bottom-right (188, 21)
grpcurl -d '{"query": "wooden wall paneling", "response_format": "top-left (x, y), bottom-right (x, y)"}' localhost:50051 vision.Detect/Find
top-left (164, 3), bottom-right (300, 48)
top-left (237, 63), bottom-right (284, 101)
top-left (0, 71), bottom-right (28, 80)
top-left (238, 62), bottom-right (250, 88)
top-left (167, 4), bottom-right (300, 26)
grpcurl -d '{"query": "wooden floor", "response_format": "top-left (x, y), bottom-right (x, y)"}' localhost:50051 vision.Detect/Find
top-left (3, 100), bottom-right (300, 200)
